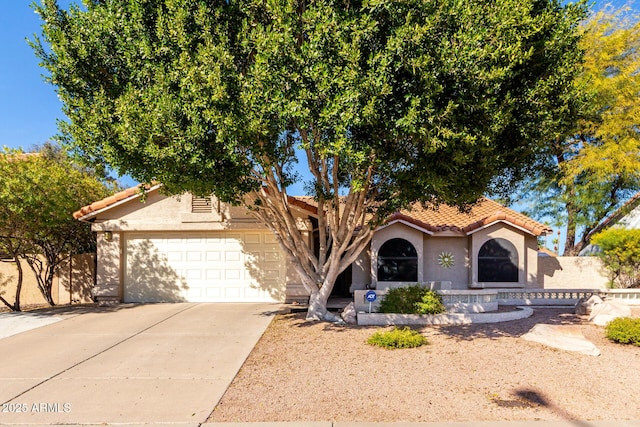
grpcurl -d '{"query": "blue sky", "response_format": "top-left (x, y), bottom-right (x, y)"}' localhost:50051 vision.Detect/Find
top-left (0, 0), bottom-right (630, 164)
top-left (0, 0), bottom-right (634, 252)
top-left (1, 1), bottom-right (630, 155)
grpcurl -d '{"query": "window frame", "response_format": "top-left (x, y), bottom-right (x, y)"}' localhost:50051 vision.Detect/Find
top-left (377, 238), bottom-right (419, 282)
top-left (477, 238), bottom-right (519, 283)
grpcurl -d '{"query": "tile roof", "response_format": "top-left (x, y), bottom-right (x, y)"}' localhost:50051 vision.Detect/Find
top-left (73, 183), bottom-right (159, 220)
top-left (388, 198), bottom-right (551, 236)
top-left (74, 184), bottom-right (551, 236)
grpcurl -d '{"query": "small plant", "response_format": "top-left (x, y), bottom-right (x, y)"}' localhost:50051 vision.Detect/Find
top-left (378, 285), bottom-right (446, 315)
top-left (415, 290), bottom-right (446, 315)
top-left (367, 327), bottom-right (428, 349)
top-left (605, 317), bottom-right (640, 346)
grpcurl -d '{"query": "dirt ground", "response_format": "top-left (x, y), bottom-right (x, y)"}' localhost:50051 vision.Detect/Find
top-left (209, 307), bottom-right (640, 423)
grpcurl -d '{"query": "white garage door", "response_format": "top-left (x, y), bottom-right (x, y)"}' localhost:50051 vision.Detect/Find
top-left (124, 231), bottom-right (286, 303)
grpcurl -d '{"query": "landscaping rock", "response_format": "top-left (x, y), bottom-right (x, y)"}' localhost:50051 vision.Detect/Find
top-left (341, 302), bottom-right (357, 324)
top-left (522, 324), bottom-right (600, 356)
top-left (575, 294), bottom-right (603, 316)
top-left (589, 299), bottom-right (631, 326)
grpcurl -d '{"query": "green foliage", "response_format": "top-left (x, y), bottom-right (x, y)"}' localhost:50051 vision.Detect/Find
top-left (367, 327), bottom-right (428, 349)
top-left (605, 317), bottom-right (640, 346)
top-left (515, 7), bottom-right (640, 255)
top-left (415, 289), bottom-right (447, 315)
top-left (591, 228), bottom-right (640, 288)
top-left (0, 146), bottom-right (112, 308)
top-left (33, 0), bottom-right (586, 210)
top-left (379, 285), bottom-right (446, 315)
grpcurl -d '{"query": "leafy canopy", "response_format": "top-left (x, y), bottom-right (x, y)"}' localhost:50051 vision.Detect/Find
top-left (515, 6), bottom-right (640, 255)
top-left (33, 0), bottom-right (586, 214)
top-left (0, 146), bottom-right (112, 307)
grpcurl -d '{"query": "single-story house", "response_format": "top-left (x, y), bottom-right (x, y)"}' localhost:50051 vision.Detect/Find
top-left (74, 184), bottom-right (551, 304)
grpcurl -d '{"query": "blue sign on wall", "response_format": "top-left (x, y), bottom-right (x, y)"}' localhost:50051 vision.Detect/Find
top-left (365, 290), bottom-right (377, 302)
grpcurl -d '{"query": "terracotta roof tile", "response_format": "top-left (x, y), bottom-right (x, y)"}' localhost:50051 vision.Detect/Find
top-left (73, 183), bottom-right (156, 219)
top-left (393, 198), bottom-right (551, 236)
top-left (75, 184), bottom-right (551, 236)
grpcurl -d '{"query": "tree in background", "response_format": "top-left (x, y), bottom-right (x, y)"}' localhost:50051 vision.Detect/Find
top-left (517, 6), bottom-right (640, 255)
top-left (0, 145), bottom-right (112, 310)
top-left (34, 0), bottom-right (585, 320)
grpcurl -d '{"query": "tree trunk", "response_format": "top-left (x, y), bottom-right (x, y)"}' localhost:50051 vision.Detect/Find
top-left (0, 258), bottom-right (23, 311)
top-left (563, 211), bottom-right (578, 256)
top-left (305, 268), bottom-right (344, 322)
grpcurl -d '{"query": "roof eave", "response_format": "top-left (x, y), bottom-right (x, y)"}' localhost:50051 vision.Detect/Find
top-left (74, 183), bottom-right (162, 222)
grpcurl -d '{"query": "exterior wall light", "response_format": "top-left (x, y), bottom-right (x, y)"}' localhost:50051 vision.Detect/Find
top-left (104, 231), bottom-right (113, 242)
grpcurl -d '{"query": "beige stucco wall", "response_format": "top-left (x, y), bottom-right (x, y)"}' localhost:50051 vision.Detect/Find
top-left (353, 221), bottom-right (541, 291)
top-left (0, 254), bottom-right (94, 308)
top-left (351, 247), bottom-right (372, 291)
top-left (0, 258), bottom-right (50, 306)
top-left (56, 254), bottom-right (96, 304)
top-left (423, 235), bottom-right (469, 290)
top-left (538, 256), bottom-right (608, 289)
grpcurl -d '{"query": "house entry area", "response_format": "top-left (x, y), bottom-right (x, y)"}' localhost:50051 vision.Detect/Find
top-left (123, 231), bottom-right (287, 303)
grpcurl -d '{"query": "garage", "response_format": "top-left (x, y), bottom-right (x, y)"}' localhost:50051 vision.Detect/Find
top-left (123, 231), bottom-right (286, 303)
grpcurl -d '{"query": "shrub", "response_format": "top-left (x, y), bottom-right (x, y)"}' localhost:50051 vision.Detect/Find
top-left (378, 285), bottom-right (446, 315)
top-left (591, 228), bottom-right (640, 288)
top-left (415, 290), bottom-right (446, 315)
top-left (367, 327), bottom-right (428, 349)
top-left (605, 317), bottom-right (640, 346)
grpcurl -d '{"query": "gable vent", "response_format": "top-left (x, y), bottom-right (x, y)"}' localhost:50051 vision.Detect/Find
top-left (192, 196), bottom-right (212, 213)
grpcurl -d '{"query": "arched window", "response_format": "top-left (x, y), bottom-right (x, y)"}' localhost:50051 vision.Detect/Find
top-left (478, 238), bottom-right (518, 282)
top-left (377, 238), bottom-right (418, 282)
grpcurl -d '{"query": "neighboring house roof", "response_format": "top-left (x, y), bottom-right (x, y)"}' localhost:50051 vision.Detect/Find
top-left (584, 191), bottom-right (640, 242)
top-left (74, 184), bottom-right (551, 236)
top-left (538, 247), bottom-right (558, 257)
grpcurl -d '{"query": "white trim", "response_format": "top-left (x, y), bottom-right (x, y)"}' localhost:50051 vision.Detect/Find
top-left (376, 219), bottom-right (434, 236)
top-left (465, 219), bottom-right (538, 237)
top-left (76, 184), bottom-right (163, 222)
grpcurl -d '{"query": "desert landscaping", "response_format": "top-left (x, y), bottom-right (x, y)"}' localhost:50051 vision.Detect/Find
top-left (209, 307), bottom-right (640, 423)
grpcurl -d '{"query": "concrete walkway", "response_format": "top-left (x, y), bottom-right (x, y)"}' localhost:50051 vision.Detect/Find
top-left (0, 303), bottom-right (277, 425)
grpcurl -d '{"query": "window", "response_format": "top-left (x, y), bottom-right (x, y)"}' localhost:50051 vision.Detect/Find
top-left (377, 238), bottom-right (418, 282)
top-left (478, 238), bottom-right (518, 282)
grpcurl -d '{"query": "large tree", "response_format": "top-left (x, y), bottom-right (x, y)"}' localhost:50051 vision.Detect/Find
top-left (33, 0), bottom-right (585, 320)
top-left (0, 146), bottom-right (112, 310)
top-left (516, 7), bottom-right (640, 255)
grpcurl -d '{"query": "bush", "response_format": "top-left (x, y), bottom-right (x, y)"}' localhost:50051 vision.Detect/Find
top-left (378, 285), bottom-right (446, 315)
top-left (605, 317), bottom-right (640, 346)
top-left (415, 290), bottom-right (447, 315)
top-left (367, 327), bottom-right (428, 349)
top-left (591, 228), bottom-right (640, 288)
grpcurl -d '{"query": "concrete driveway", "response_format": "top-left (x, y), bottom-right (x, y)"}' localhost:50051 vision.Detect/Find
top-left (0, 303), bottom-right (277, 425)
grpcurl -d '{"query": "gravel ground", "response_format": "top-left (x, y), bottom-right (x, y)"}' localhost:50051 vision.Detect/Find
top-left (209, 307), bottom-right (640, 423)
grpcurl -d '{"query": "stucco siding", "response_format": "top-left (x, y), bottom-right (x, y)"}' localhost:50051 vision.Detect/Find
top-left (423, 236), bottom-right (469, 290)
top-left (0, 254), bottom-right (94, 308)
top-left (351, 248), bottom-right (371, 291)
top-left (538, 256), bottom-right (608, 289)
